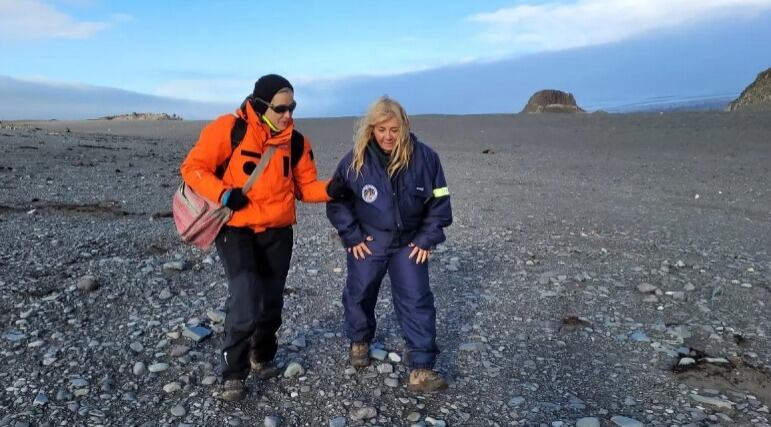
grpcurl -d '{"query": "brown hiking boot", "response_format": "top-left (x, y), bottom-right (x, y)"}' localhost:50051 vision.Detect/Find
top-left (350, 342), bottom-right (370, 367)
top-left (218, 379), bottom-right (246, 401)
top-left (407, 369), bottom-right (448, 393)
top-left (248, 351), bottom-right (280, 380)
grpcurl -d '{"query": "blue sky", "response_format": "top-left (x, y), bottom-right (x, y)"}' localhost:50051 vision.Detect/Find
top-left (1, 1), bottom-right (521, 100)
top-left (1, 0), bottom-right (770, 116)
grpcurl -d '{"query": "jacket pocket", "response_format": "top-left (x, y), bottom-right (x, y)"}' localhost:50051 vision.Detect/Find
top-left (409, 185), bottom-right (431, 203)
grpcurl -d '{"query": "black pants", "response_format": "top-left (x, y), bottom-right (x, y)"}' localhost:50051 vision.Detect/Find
top-left (216, 226), bottom-right (293, 380)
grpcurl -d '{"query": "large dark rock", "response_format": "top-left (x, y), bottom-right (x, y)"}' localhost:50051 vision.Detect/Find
top-left (521, 90), bottom-right (585, 113)
top-left (728, 68), bottom-right (771, 112)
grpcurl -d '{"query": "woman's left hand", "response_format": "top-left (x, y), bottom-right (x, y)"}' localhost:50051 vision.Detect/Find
top-left (408, 243), bottom-right (430, 264)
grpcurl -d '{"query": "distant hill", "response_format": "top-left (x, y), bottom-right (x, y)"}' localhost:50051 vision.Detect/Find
top-left (521, 90), bottom-right (585, 113)
top-left (98, 112), bottom-right (182, 121)
top-left (727, 68), bottom-right (771, 111)
top-left (0, 75), bottom-right (229, 120)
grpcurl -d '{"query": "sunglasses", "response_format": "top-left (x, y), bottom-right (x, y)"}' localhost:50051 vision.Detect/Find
top-left (255, 98), bottom-right (297, 114)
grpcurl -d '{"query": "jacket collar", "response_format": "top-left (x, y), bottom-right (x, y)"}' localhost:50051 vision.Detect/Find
top-left (236, 97), bottom-right (294, 145)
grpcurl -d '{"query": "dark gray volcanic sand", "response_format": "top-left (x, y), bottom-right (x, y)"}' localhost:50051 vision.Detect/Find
top-left (0, 112), bottom-right (770, 426)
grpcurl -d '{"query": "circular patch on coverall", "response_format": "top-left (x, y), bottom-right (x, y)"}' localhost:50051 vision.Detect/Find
top-left (361, 184), bottom-right (378, 203)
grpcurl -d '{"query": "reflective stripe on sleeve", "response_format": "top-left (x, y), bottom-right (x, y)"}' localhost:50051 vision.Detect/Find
top-left (432, 187), bottom-right (449, 197)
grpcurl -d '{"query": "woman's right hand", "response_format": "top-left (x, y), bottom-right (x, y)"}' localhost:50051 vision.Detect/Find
top-left (347, 235), bottom-right (374, 260)
top-left (326, 175), bottom-right (353, 200)
top-left (222, 188), bottom-right (249, 211)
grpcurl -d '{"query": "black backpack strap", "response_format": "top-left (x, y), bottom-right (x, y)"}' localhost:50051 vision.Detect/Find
top-left (290, 130), bottom-right (305, 168)
top-left (230, 117), bottom-right (247, 150)
top-left (215, 116), bottom-right (248, 178)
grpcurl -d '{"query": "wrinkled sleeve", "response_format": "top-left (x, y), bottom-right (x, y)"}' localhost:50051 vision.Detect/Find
top-left (293, 136), bottom-right (331, 203)
top-left (326, 156), bottom-right (364, 247)
top-left (179, 117), bottom-right (233, 203)
top-left (412, 153), bottom-right (452, 249)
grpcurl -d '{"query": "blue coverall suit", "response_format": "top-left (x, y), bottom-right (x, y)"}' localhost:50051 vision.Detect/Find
top-left (326, 135), bottom-right (452, 369)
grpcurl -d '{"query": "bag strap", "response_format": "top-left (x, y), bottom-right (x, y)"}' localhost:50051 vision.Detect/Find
top-left (242, 145), bottom-right (276, 193)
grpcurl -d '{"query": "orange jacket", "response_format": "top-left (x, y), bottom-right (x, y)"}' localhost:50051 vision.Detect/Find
top-left (180, 101), bottom-right (330, 233)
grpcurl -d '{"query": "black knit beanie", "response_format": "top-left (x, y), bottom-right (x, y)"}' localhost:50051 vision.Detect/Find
top-left (251, 74), bottom-right (293, 114)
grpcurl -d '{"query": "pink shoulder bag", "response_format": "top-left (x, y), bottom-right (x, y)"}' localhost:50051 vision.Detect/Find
top-left (172, 145), bottom-right (276, 249)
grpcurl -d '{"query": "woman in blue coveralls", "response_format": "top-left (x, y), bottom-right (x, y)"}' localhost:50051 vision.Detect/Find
top-left (326, 96), bottom-right (452, 393)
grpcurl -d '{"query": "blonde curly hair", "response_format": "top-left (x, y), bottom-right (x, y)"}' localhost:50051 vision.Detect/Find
top-left (350, 96), bottom-right (412, 177)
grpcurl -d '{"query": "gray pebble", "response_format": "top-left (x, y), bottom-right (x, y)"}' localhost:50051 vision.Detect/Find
top-left (170, 344), bottom-right (191, 357)
top-left (159, 288), bottom-right (173, 300)
top-left (133, 362), bottom-right (147, 376)
top-left (163, 382), bottom-right (182, 393)
top-left (70, 378), bottom-right (88, 388)
top-left (459, 342), bottom-right (483, 352)
top-left (509, 396), bottom-right (525, 407)
top-left (163, 261), bottom-right (186, 271)
top-left (576, 417), bottom-right (601, 427)
top-left (350, 406), bottom-right (377, 420)
top-left (148, 362), bottom-right (169, 372)
top-left (376, 363), bottom-right (393, 374)
top-left (610, 416), bottom-right (643, 427)
top-left (283, 361), bottom-right (305, 378)
top-left (2, 331), bottom-right (26, 342)
top-left (291, 336), bottom-right (307, 348)
top-left (182, 325), bottom-right (212, 342)
top-left (206, 308), bottom-right (226, 323)
top-left (369, 348), bottom-right (388, 361)
top-left (33, 391), bottom-right (48, 406)
top-left (55, 389), bottom-right (71, 401)
top-left (636, 282), bottom-right (657, 293)
top-left (425, 417), bottom-right (446, 427)
top-left (170, 404), bottom-right (186, 417)
top-left (77, 275), bottom-right (98, 292)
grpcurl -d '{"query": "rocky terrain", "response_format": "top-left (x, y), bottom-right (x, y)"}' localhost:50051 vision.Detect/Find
top-left (1, 111), bottom-right (770, 427)
top-left (728, 68), bottom-right (771, 112)
top-left (521, 91), bottom-right (585, 114)
top-left (98, 113), bottom-right (182, 121)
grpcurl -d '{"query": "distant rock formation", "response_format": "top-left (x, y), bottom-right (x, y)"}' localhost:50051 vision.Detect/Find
top-left (99, 112), bottom-right (182, 121)
top-left (521, 90), bottom-right (585, 113)
top-left (728, 68), bottom-right (771, 112)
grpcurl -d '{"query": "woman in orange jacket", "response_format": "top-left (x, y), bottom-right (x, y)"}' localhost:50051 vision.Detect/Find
top-left (180, 74), bottom-right (349, 401)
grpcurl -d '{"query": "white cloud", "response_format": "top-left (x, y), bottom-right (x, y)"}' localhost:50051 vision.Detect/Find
top-left (469, 0), bottom-right (771, 51)
top-left (153, 77), bottom-right (345, 118)
top-left (154, 79), bottom-right (254, 103)
top-left (13, 75), bottom-right (95, 88)
top-left (111, 13), bottom-right (133, 23)
top-left (0, 0), bottom-right (119, 41)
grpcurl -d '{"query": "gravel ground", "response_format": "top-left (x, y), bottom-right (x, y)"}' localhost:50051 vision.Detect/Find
top-left (0, 112), bottom-right (770, 427)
